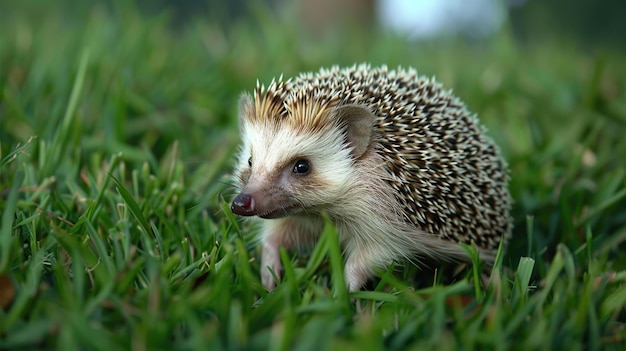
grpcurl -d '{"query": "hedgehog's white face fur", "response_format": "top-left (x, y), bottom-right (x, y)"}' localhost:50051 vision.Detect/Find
top-left (231, 64), bottom-right (512, 292)
top-left (234, 94), bottom-right (356, 219)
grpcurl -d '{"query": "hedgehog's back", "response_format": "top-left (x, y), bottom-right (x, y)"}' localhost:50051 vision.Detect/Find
top-left (286, 64), bottom-right (512, 249)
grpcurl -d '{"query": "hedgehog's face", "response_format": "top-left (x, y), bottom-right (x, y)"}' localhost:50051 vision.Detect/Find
top-left (231, 96), bottom-right (374, 219)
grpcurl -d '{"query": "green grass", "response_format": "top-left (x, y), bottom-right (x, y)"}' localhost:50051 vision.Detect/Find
top-left (2, 2), bottom-right (626, 350)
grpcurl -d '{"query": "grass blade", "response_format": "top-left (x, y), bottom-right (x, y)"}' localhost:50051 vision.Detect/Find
top-left (110, 175), bottom-right (152, 237)
top-left (0, 170), bottom-right (23, 271)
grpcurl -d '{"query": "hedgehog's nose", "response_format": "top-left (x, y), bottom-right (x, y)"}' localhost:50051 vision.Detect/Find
top-left (231, 193), bottom-right (256, 216)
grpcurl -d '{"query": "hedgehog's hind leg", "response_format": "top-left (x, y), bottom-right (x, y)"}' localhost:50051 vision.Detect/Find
top-left (260, 215), bottom-right (324, 290)
top-left (342, 238), bottom-right (397, 292)
top-left (344, 251), bottom-right (376, 292)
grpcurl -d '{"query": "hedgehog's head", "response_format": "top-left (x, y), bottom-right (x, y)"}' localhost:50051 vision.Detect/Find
top-left (231, 91), bottom-right (374, 219)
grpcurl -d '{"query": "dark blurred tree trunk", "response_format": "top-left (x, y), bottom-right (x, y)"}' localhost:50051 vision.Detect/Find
top-left (295, 0), bottom-right (375, 36)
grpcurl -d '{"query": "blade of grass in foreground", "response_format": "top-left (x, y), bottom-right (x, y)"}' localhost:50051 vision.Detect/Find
top-left (111, 174), bottom-right (152, 237)
top-left (0, 137), bottom-right (36, 168)
top-left (601, 280), bottom-right (626, 320)
top-left (0, 170), bottom-right (23, 272)
top-left (511, 257), bottom-right (535, 305)
top-left (324, 224), bottom-right (349, 309)
top-left (460, 242), bottom-right (483, 299)
top-left (79, 153), bottom-right (122, 224)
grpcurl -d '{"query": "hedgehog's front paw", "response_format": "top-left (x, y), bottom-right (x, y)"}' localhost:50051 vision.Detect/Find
top-left (261, 242), bottom-right (282, 290)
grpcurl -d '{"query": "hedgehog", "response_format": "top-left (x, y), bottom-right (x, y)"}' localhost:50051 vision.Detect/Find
top-left (230, 64), bottom-right (512, 292)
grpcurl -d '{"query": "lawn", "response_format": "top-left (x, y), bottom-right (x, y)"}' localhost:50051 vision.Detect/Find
top-left (1, 2), bottom-right (626, 350)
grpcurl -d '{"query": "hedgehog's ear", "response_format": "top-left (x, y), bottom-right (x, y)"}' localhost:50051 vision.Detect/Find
top-left (334, 104), bottom-right (374, 159)
top-left (238, 93), bottom-right (254, 130)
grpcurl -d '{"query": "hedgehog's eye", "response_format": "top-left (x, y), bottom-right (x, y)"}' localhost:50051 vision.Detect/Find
top-left (247, 157), bottom-right (252, 167)
top-left (292, 159), bottom-right (310, 175)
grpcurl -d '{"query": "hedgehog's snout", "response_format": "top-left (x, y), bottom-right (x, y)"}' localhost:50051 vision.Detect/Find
top-left (231, 193), bottom-right (256, 216)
